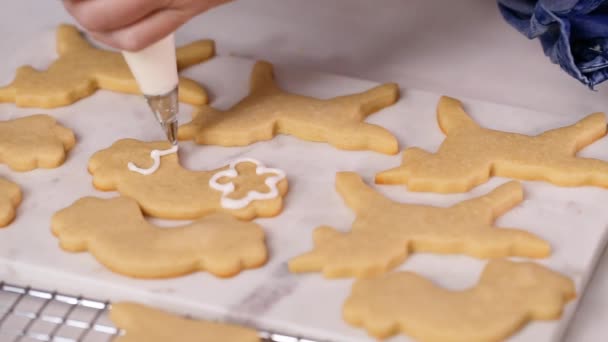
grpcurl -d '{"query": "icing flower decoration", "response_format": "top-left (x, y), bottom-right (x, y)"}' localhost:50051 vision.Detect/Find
top-left (209, 158), bottom-right (286, 210)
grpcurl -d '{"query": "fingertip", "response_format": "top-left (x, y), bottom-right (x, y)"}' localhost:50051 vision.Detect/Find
top-left (61, 0), bottom-right (79, 18)
top-left (90, 31), bottom-right (141, 52)
top-left (113, 31), bottom-right (150, 52)
top-left (61, 0), bottom-right (78, 10)
top-left (88, 32), bottom-right (124, 50)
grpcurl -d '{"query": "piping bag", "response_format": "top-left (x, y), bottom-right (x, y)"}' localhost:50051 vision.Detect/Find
top-left (122, 34), bottom-right (179, 145)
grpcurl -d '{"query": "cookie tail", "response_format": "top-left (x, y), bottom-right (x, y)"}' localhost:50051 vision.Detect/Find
top-left (249, 61), bottom-right (279, 93)
top-left (437, 96), bottom-right (479, 134)
top-left (176, 40), bottom-right (215, 70)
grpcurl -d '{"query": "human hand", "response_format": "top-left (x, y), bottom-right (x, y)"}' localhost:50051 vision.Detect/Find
top-left (63, 0), bottom-right (232, 51)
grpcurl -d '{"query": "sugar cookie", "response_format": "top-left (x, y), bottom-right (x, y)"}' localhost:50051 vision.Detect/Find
top-left (179, 61), bottom-right (400, 154)
top-left (0, 178), bottom-right (21, 227)
top-left (209, 158), bottom-right (286, 210)
top-left (343, 259), bottom-right (575, 341)
top-left (0, 114), bottom-right (75, 171)
top-left (52, 196), bottom-right (267, 278)
top-left (0, 24), bottom-right (213, 108)
top-left (88, 139), bottom-right (288, 220)
top-left (289, 172), bottom-right (550, 278)
top-left (110, 302), bottom-right (260, 342)
top-left (376, 96), bottom-right (608, 192)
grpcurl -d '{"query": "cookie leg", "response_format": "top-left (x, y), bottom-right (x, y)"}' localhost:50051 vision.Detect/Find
top-left (539, 112), bottom-right (607, 150)
top-left (176, 40), bottom-right (215, 69)
top-left (325, 122), bottom-right (398, 155)
top-left (336, 172), bottom-right (394, 214)
top-left (176, 77), bottom-right (208, 105)
top-left (332, 83), bottom-right (400, 120)
top-left (195, 118), bottom-right (275, 146)
top-left (178, 105), bottom-right (220, 141)
top-left (464, 229), bottom-right (551, 258)
top-left (375, 147), bottom-right (431, 185)
top-left (455, 181), bottom-right (523, 218)
top-left (378, 147), bottom-right (494, 193)
top-left (548, 158), bottom-right (608, 187)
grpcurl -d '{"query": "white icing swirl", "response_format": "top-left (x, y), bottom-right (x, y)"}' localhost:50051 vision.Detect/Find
top-left (127, 145), bottom-right (178, 175)
top-left (209, 158), bottom-right (286, 210)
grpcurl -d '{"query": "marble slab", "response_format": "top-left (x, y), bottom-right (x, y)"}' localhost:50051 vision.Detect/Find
top-left (1, 50), bottom-right (608, 341)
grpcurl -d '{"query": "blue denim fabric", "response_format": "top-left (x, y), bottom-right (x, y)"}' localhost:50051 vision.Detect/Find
top-left (498, 0), bottom-right (608, 88)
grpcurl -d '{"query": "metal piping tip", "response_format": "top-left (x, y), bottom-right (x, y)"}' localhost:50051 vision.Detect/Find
top-left (162, 119), bottom-right (178, 145)
top-left (145, 86), bottom-right (179, 145)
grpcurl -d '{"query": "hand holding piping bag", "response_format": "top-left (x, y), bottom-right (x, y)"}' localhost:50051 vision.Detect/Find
top-left (63, 0), bottom-right (231, 51)
top-left (62, 0), bottom-right (232, 144)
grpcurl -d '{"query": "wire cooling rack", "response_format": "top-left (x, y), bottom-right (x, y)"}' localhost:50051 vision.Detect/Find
top-left (0, 282), bottom-right (320, 342)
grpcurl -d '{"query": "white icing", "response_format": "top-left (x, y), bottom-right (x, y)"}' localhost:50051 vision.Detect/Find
top-left (209, 158), bottom-right (286, 209)
top-left (127, 145), bottom-right (179, 175)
